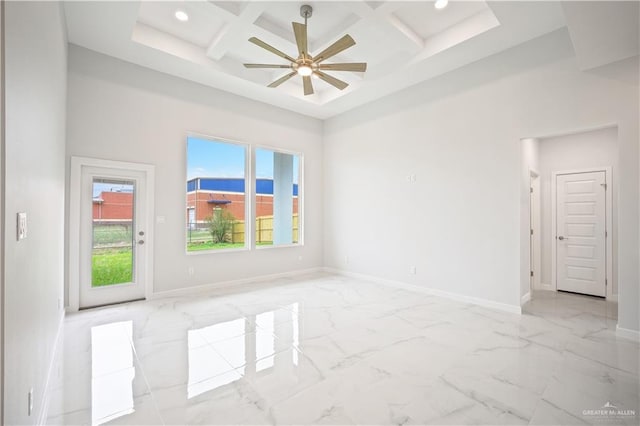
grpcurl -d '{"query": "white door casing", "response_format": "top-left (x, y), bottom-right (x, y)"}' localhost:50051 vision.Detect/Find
top-left (529, 171), bottom-right (541, 292)
top-left (69, 157), bottom-right (154, 311)
top-left (555, 171), bottom-right (607, 297)
top-left (80, 167), bottom-right (146, 308)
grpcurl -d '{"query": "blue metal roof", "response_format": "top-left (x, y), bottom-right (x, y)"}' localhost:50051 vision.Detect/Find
top-left (188, 178), bottom-right (298, 196)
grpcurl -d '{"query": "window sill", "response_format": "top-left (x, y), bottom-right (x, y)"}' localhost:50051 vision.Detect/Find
top-left (255, 243), bottom-right (303, 250)
top-left (185, 246), bottom-right (250, 256)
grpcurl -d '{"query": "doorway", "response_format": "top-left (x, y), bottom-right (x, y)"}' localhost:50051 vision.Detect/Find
top-left (69, 157), bottom-right (155, 310)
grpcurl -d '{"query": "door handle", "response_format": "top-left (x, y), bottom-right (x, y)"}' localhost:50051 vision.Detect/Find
top-left (138, 240), bottom-right (145, 245)
top-left (558, 236), bottom-right (566, 241)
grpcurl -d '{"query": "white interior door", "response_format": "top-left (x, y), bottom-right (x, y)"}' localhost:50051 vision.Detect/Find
top-left (79, 166), bottom-right (148, 308)
top-left (556, 171), bottom-right (606, 297)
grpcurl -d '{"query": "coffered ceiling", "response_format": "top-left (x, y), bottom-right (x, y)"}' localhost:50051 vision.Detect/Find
top-left (64, 1), bottom-right (568, 119)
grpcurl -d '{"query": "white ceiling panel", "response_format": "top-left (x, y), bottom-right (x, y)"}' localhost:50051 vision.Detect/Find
top-left (393, 1), bottom-right (490, 40)
top-left (64, 1), bottom-right (571, 119)
top-left (138, 1), bottom-right (227, 48)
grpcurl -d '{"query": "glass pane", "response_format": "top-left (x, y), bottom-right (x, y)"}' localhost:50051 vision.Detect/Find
top-left (186, 137), bottom-right (247, 251)
top-left (255, 149), bottom-right (300, 246)
top-left (92, 178), bottom-right (135, 286)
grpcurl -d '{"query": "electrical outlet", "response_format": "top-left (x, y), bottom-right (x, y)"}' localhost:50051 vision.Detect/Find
top-left (17, 212), bottom-right (27, 241)
top-left (188, 266), bottom-right (195, 276)
top-left (28, 388), bottom-right (34, 416)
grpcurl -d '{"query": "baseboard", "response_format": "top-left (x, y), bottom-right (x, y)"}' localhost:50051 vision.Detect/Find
top-left (324, 267), bottom-right (521, 315)
top-left (37, 310), bottom-right (65, 425)
top-left (150, 267), bottom-right (325, 300)
top-left (539, 282), bottom-right (554, 290)
top-left (616, 325), bottom-right (640, 342)
top-left (521, 292), bottom-right (531, 305)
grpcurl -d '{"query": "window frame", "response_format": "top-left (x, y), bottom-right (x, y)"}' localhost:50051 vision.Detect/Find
top-left (184, 134), bottom-right (304, 255)
top-left (252, 144), bottom-right (304, 250)
top-left (185, 133), bottom-right (251, 255)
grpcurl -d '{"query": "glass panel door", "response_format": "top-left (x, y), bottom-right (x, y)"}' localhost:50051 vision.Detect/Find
top-left (79, 165), bottom-right (148, 309)
top-left (92, 178), bottom-right (135, 287)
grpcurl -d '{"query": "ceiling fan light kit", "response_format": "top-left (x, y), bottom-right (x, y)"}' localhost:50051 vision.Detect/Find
top-left (244, 5), bottom-right (367, 96)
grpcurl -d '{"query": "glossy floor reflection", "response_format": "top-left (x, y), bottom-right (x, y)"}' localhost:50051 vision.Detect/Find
top-left (48, 273), bottom-right (639, 425)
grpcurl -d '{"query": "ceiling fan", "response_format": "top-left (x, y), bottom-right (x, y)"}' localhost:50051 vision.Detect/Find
top-left (243, 5), bottom-right (367, 96)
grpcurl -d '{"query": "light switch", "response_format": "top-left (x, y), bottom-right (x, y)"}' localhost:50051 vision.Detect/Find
top-left (17, 212), bottom-right (27, 241)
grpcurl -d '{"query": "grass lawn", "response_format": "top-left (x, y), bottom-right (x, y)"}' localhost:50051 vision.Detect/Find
top-left (187, 241), bottom-right (246, 251)
top-left (92, 248), bottom-right (133, 286)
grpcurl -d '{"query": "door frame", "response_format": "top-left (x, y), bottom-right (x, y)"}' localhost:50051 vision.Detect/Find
top-left (529, 170), bottom-right (541, 292)
top-left (551, 166), bottom-right (613, 300)
top-left (68, 156), bottom-right (155, 311)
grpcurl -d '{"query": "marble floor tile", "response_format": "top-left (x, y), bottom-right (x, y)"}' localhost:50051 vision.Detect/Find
top-left (49, 274), bottom-right (639, 425)
top-left (540, 352), bottom-right (640, 425)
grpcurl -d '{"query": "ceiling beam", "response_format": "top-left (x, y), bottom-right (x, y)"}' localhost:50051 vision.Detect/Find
top-left (206, 2), bottom-right (266, 60)
top-left (342, 1), bottom-right (424, 52)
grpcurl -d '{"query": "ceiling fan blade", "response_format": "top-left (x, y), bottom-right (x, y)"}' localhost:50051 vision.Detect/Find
top-left (268, 71), bottom-right (297, 88)
top-left (315, 71), bottom-right (349, 90)
top-left (292, 22), bottom-right (308, 58)
top-left (318, 63), bottom-right (367, 72)
top-left (249, 37), bottom-right (296, 63)
top-left (303, 75), bottom-right (314, 96)
top-left (313, 35), bottom-right (356, 63)
top-left (244, 64), bottom-right (292, 69)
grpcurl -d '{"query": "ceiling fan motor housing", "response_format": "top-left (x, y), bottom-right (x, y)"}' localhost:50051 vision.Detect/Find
top-left (300, 5), bottom-right (313, 19)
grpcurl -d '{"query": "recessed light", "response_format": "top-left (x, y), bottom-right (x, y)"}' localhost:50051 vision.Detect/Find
top-left (434, 0), bottom-right (449, 10)
top-left (175, 10), bottom-right (189, 22)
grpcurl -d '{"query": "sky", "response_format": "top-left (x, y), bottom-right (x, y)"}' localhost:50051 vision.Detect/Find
top-left (92, 137), bottom-right (300, 197)
top-left (93, 181), bottom-right (134, 197)
top-left (187, 136), bottom-right (299, 183)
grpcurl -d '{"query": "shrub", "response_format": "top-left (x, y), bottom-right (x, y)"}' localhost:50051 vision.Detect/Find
top-left (206, 209), bottom-right (235, 243)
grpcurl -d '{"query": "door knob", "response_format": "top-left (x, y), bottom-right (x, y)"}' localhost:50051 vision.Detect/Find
top-left (558, 236), bottom-right (566, 240)
top-left (138, 240), bottom-right (145, 245)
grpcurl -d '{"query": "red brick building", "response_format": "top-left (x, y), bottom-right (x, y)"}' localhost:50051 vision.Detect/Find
top-left (93, 191), bottom-right (133, 222)
top-left (92, 178), bottom-right (299, 228)
top-left (186, 178), bottom-right (298, 228)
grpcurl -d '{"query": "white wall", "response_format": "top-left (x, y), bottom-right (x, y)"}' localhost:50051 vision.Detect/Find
top-left (65, 45), bottom-right (324, 297)
top-left (4, 2), bottom-right (67, 424)
top-left (0, 1), bottom-right (4, 420)
top-left (538, 127), bottom-right (619, 293)
top-left (520, 138), bottom-right (540, 300)
top-left (323, 29), bottom-right (639, 330)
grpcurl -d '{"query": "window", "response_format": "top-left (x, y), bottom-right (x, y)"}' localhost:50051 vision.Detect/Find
top-left (186, 136), bottom-right (302, 252)
top-left (255, 149), bottom-right (301, 246)
top-left (186, 137), bottom-right (247, 252)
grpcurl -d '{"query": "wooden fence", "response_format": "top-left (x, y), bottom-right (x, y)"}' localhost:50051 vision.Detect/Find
top-left (231, 214), bottom-right (298, 244)
top-left (187, 215), bottom-right (299, 245)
